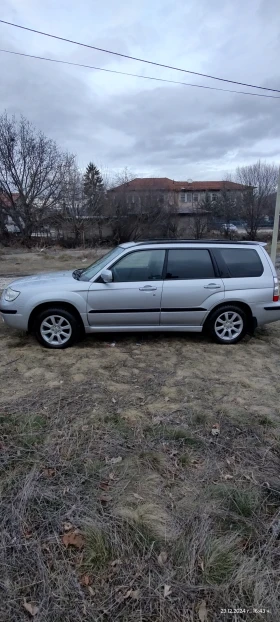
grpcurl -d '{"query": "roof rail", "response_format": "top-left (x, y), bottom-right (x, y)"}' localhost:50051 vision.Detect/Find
top-left (135, 239), bottom-right (263, 245)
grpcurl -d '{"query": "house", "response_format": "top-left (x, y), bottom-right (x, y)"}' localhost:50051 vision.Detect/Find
top-left (110, 178), bottom-right (247, 235)
top-left (111, 177), bottom-right (246, 210)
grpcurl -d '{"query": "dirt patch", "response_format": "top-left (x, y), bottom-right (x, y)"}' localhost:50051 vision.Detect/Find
top-left (1, 254), bottom-right (280, 621)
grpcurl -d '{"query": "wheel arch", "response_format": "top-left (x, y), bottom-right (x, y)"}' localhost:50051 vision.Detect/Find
top-left (28, 301), bottom-right (85, 334)
top-left (203, 301), bottom-right (254, 332)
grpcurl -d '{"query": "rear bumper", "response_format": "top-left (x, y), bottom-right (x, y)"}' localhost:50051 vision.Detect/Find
top-left (253, 303), bottom-right (280, 327)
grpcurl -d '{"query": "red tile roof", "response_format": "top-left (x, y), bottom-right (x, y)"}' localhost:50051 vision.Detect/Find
top-left (112, 178), bottom-right (247, 192)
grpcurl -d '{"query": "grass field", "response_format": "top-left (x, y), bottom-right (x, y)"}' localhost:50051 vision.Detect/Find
top-left (1, 250), bottom-right (280, 621)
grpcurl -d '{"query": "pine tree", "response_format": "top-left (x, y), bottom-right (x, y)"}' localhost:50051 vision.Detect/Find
top-left (83, 162), bottom-right (104, 197)
top-left (83, 163), bottom-right (104, 240)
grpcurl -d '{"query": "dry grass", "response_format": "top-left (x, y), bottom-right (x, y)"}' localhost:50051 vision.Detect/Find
top-left (0, 247), bottom-right (108, 276)
top-left (1, 253), bottom-right (280, 621)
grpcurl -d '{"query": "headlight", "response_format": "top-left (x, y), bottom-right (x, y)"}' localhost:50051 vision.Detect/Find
top-left (4, 287), bottom-right (20, 302)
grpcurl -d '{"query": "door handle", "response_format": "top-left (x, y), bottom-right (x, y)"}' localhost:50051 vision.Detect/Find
top-left (204, 283), bottom-right (222, 289)
top-left (139, 286), bottom-right (157, 291)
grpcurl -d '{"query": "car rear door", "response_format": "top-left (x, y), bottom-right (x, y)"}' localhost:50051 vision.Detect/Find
top-left (211, 246), bottom-right (273, 303)
top-left (87, 249), bottom-right (165, 327)
top-left (160, 248), bottom-right (225, 327)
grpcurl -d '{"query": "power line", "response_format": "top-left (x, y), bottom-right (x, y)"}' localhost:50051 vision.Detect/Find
top-left (0, 18), bottom-right (279, 94)
top-left (1, 48), bottom-right (280, 100)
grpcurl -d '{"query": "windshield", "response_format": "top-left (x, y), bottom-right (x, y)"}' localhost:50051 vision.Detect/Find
top-left (79, 246), bottom-right (124, 281)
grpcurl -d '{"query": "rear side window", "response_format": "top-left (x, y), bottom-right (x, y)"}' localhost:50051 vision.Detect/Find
top-left (219, 248), bottom-right (263, 277)
top-left (166, 249), bottom-right (215, 279)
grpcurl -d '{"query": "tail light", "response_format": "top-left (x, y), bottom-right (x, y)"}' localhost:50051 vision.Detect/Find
top-left (273, 276), bottom-right (279, 302)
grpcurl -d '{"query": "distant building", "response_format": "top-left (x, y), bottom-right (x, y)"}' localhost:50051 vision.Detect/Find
top-left (110, 178), bottom-right (247, 212)
top-left (110, 178), bottom-right (248, 235)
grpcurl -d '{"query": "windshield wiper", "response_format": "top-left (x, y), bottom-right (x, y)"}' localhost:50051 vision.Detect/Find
top-left (72, 268), bottom-right (84, 281)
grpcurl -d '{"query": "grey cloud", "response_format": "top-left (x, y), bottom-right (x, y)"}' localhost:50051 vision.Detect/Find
top-left (0, 0), bottom-right (280, 179)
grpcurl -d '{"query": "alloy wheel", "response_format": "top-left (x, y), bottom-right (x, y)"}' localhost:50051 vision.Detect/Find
top-left (40, 314), bottom-right (72, 345)
top-left (214, 311), bottom-right (243, 342)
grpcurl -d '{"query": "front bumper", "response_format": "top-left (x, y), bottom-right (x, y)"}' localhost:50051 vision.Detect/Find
top-left (0, 290), bottom-right (28, 330)
top-left (0, 308), bottom-right (28, 330)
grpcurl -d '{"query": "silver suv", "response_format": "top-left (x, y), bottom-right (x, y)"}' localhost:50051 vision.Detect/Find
top-left (1, 240), bottom-right (280, 349)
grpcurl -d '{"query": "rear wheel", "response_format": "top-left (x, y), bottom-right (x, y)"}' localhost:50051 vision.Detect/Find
top-left (34, 307), bottom-right (81, 349)
top-left (207, 305), bottom-right (248, 344)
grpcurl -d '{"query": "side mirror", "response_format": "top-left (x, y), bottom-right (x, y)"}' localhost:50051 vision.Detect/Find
top-left (100, 269), bottom-right (113, 283)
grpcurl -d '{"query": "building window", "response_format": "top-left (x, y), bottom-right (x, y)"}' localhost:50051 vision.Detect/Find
top-left (186, 192), bottom-right (192, 203)
top-left (180, 192), bottom-right (185, 202)
top-left (211, 193), bottom-right (218, 201)
top-left (193, 193), bottom-right (199, 202)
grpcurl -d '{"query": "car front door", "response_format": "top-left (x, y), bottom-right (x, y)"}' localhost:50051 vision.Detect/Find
top-left (87, 249), bottom-right (165, 327)
top-left (160, 248), bottom-right (225, 326)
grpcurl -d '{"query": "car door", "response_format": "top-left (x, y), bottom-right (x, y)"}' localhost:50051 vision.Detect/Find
top-left (160, 248), bottom-right (225, 327)
top-left (87, 249), bottom-right (165, 327)
top-left (212, 247), bottom-right (273, 302)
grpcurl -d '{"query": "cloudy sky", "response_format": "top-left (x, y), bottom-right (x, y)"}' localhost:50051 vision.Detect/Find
top-left (0, 0), bottom-right (280, 180)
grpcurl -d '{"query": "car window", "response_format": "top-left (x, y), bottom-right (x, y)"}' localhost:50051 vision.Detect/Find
top-left (219, 248), bottom-right (264, 277)
top-left (80, 246), bottom-right (124, 280)
top-left (166, 249), bottom-right (215, 279)
top-left (112, 250), bottom-right (165, 282)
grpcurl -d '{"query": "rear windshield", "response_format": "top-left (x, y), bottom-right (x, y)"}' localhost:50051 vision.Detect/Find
top-left (219, 248), bottom-right (264, 277)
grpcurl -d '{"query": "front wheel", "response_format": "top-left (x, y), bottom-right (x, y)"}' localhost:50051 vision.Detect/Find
top-left (34, 308), bottom-right (81, 349)
top-left (207, 305), bottom-right (248, 344)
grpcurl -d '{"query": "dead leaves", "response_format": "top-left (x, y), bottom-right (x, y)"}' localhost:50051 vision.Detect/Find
top-left (99, 494), bottom-right (113, 504)
top-left (23, 598), bottom-right (39, 617)
top-left (157, 550), bottom-right (168, 566)
top-left (211, 423), bottom-right (220, 436)
top-left (42, 467), bottom-right (56, 477)
top-left (100, 480), bottom-right (110, 491)
top-left (80, 573), bottom-right (92, 586)
top-left (163, 584), bottom-right (172, 598)
top-left (123, 588), bottom-right (140, 600)
top-left (115, 586), bottom-right (140, 604)
top-left (110, 558), bottom-right (122, 567)
top-left (23, 526), bottom-right (33, 539)
top-left (132, 493), bottom-right (144, 501)
top-left (63, 521), bottom-right (73, 532)
top-left (62, 529), bottom-right (85, 549)
top-left (198, 599), bottom-right (208, 622)
top-left (190, 458), bottom-right (203, 468)
top-left (110, 456), bottom-right (122, 465)
top-left (223, 473), bottom-right (234, 481)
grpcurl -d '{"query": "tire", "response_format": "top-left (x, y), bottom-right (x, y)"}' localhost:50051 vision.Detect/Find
top-left (206, 305), bottom-right (248, 345)
top-left (33, 307), bottom-right (81, 349)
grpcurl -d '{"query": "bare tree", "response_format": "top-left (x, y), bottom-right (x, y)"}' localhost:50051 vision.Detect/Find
top-left (56, 161), bottom-right (86, 245)
top-left (188, 192), bottom-right (212, 239)
top-left (0, 112), bottom-right (73, 243)
top-left (212, 184), bottom-right (237, 238)
top-left (111, 167), bottom-right (137, 189)
top-left (108, 168), bottom-right (142, 242)
top-left (0, 191), bottom-right (9, 241)
top-left (189, 210), bottom-right (208, 239)
top-left (109, 169), bottom-right (179, 242)
top-left (236, 161), bottom-right (279, 239)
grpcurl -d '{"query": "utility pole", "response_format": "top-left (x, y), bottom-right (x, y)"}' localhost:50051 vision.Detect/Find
top-left (270, 167), bottom-right (280, 266)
